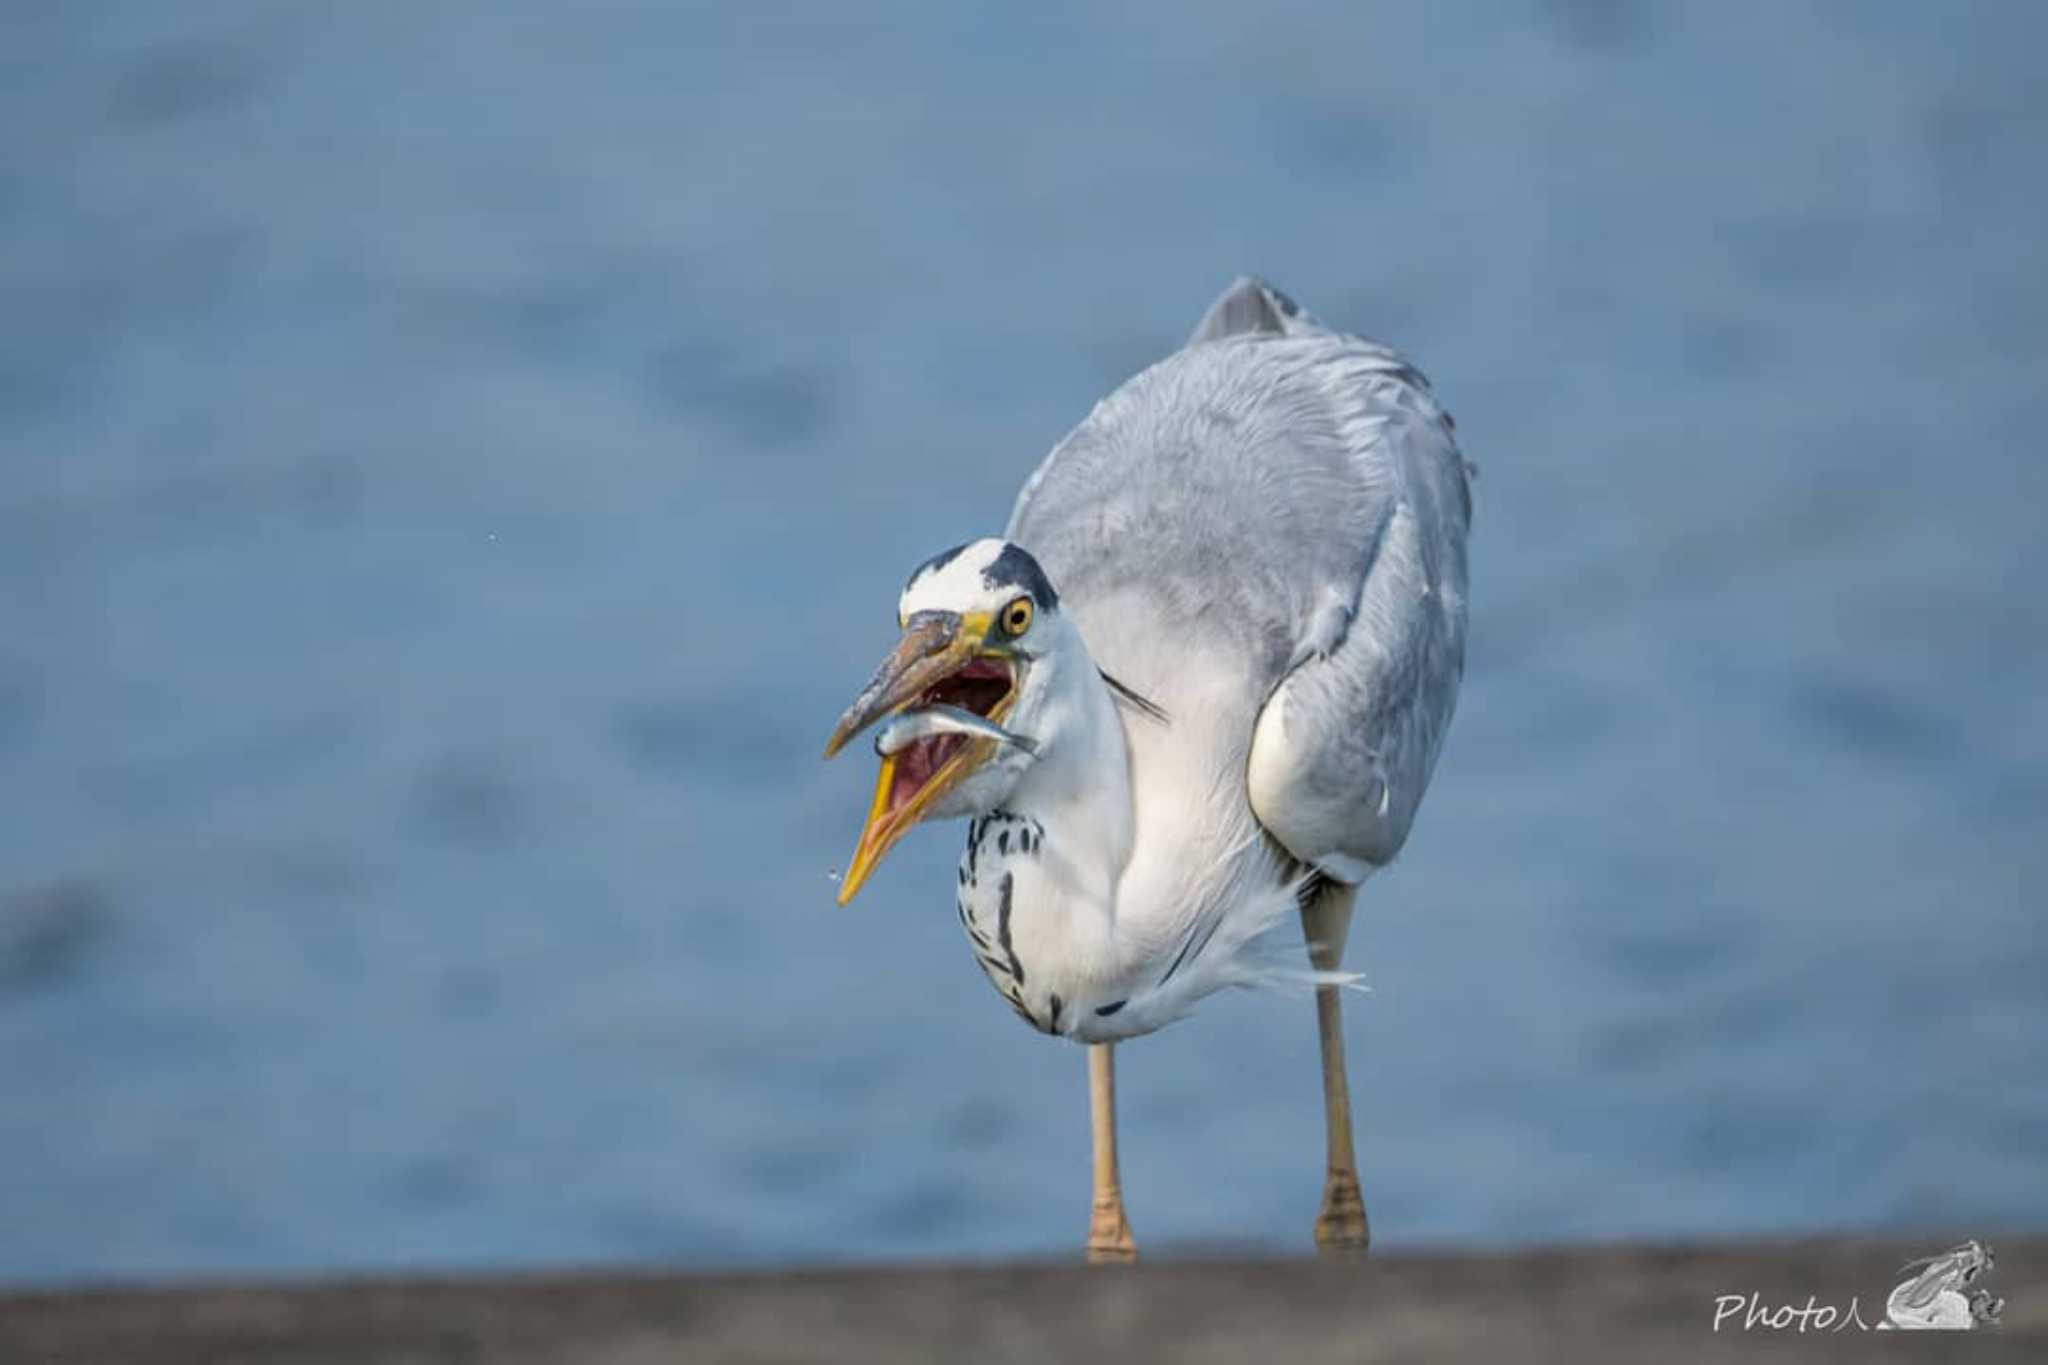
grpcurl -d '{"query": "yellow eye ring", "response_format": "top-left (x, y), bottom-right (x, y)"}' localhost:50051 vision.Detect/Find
top-left (1001, 597), bottom-right (1034, 636)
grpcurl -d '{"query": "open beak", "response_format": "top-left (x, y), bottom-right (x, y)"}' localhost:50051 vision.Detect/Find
top-left (823, 610), bottom-right (1018, 904)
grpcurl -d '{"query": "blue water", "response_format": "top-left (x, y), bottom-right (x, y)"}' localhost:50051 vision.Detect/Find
top-left (2, 2), bottom-right (2044, 1284)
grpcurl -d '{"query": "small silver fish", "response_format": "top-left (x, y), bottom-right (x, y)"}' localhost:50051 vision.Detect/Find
top-left (875, 705), bottom-right (1038, 757)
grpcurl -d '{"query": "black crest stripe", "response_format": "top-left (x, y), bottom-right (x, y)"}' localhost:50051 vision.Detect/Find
top-left (981, 543), bottom-right (1059, 609)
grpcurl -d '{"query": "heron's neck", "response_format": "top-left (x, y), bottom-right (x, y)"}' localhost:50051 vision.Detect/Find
top-left (953, 653), bottom-right (1143, 1036)
top-left (1002, 660), bottom-right (1133, 913)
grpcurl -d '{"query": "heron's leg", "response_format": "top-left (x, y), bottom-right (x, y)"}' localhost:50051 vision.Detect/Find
top-left (1084, 1041), bottom-right (1137, 1263)
top-left (1302, 882), bottom-right (1369, 1255)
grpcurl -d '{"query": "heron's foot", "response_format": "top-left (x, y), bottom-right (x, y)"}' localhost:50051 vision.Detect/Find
top-left (1085, 1195), bottom-right (1138, 1264)
top-left (1313, 1169), bottom-right (1371, 1256)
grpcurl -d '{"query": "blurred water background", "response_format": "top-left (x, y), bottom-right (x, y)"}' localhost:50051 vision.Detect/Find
top-left (2, 2), bottom-right (2044, 1285)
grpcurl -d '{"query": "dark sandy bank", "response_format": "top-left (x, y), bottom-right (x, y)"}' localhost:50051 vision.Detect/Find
top-left (4, 1236), bottom-right (2041, 1363)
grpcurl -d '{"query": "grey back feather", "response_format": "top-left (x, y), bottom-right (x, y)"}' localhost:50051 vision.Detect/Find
top-left (1186, 275), bottom-right (1318, 345)
top-left (1009, 276), bottom-right (1471, 877)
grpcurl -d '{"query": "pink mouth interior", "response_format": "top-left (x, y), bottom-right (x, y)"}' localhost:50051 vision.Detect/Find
top-left (883, 658), bottom-right (1013, 821)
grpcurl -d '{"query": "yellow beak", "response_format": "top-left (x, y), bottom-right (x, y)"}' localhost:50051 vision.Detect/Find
top-left (823, 611), bottom-right (1011, 904)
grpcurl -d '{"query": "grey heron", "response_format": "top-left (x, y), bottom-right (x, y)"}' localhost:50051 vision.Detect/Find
top-left (824, 277), bottom-right (1471, 1261)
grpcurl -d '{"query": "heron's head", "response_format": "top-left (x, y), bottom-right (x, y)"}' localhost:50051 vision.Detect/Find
top-left (823, 538), bottom-right (1073, 904)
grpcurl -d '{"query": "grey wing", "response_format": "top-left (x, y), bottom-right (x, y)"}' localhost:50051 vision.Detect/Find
top-left (1009, 277), bottom-right (1471, 879)
top-left (1237, 295), bottom-right (1470, 880)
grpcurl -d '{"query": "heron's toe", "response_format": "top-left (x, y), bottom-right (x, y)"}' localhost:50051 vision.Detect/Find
top-left (1085, 1199), bottom-right (1138, 1265)
top-left (1313, 1170), bottom-right (1371, 1256)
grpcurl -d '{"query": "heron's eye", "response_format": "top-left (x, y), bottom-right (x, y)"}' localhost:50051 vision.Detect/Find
top-left (1000, 597), bottom-right (1034, 637)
